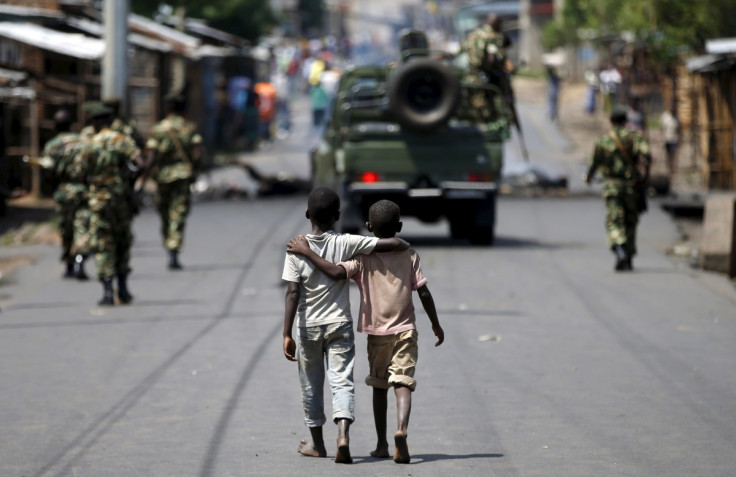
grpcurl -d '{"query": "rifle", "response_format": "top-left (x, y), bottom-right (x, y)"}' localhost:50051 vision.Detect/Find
top-left (480, 71), bottom-right (529, 162)
top-left (497, 73), bottom-right (529, 162)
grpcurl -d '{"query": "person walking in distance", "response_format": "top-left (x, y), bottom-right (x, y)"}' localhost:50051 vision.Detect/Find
top-left (288, 199), bottom-right (443, 464)
top-left (584, 106), bottom-right (652, 271)
top-left (143, 93), bottom-right (202, 270)
top-left (660, 105), bottom-right (680, 176)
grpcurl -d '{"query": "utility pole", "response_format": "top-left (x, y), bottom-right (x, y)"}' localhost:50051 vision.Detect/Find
top-left (103, 0), bottom-right (129, 114)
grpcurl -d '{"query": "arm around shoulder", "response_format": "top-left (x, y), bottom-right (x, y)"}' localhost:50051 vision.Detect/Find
top-left (287, 235), bottom-right (347, 280)
top-left (374, 237), bottom-right (410, 252)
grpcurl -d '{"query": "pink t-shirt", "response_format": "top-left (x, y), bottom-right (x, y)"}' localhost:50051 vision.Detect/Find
top-left (339, 248), bottom-right (427, 336)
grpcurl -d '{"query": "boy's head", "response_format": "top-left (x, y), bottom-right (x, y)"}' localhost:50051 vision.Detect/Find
top-left (367, 200), bottom-right (402, 238)
top-left (307, 187), bottom-right (340, 225)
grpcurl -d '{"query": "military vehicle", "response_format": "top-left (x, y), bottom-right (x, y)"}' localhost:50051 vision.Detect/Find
top-left (310, 30), bottom-right (511, 244)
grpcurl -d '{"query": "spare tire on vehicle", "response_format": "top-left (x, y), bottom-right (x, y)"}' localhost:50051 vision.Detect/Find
top-left (387, 58), bottom-right (460, 132)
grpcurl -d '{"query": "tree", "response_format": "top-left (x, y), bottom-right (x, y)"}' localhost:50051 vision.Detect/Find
top-left (543, 0), bottom-right (736, 66)
top-left (130, 0), bottom-right (277, 44)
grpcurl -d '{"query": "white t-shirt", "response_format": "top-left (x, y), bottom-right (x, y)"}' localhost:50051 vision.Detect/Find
top-left (282, 231), bottom-right (379, 328)
top-left (661, 111), bottom-right (679, 143)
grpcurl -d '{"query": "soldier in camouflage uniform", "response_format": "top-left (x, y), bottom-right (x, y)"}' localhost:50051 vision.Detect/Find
top-left (43, 109), bottom-right (90, 280)
top-left (584, 107), bottom-right (652, 271)
top-left (462, 14), bottom-right (513, 123)
top-left (143, 93), bottom-right (202, 270)
top-left (79, 105), bottom-right (144, 305)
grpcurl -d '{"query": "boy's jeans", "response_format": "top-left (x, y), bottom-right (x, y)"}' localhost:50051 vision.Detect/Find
top-left (297, 321), bottom-right (355, 427)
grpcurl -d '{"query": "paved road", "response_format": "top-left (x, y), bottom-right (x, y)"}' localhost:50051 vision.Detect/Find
top-left (1, 91), bottom-right (735, 477)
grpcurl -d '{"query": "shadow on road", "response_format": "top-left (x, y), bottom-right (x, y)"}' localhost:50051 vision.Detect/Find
top-left (410, 452), bottom-right (505, 463)
top-left (401, 233), bottom-right (585, 250)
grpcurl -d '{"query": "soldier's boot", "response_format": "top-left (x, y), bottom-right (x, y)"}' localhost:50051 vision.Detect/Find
top-left (613, 245), bottom-right (629, 271)
top-left (117, 273), bottom-right (133, 304)
top-left (168, 250), bottom-right (183, 270)
top-left (98, 278), bottom-right (115, 306)
top-left (63, 259), bottom-right (75, 279)
top-left (73, 254), bottom-right (89, 281)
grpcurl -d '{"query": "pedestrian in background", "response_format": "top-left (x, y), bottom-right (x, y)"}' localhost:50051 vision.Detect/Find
top-left (546, 65), bottom-right (560, 122)
top-left (310, 80), bottom-right (329, 128)
top-left (584, 69), bottom-right (599, 115)
top-left (80, 105), bottom-right (144, 305)
top-left (584, 106), bottom-right (652, 271)
top-left (288, 199), bottom-right (444, 465)
top-left (660, 105), bottom-right (680, 176)
top-left (254, 81), bottom-right (277, 144)
top-left (143, 93), bottom-right (202, 271)
top-left (626, 96), bottom-right (647, 139)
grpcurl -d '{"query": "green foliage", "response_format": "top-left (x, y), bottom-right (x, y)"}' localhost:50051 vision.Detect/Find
top-left (547, 0), bottom-right (736, 66)
top-left (130, 0), bottom-right (277, 43)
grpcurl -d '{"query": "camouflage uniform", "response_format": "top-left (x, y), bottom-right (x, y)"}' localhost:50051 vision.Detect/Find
top-left (463, 24), bottom-right (508, 122)
top-left (146, 114), bottom-right (202, 253)
top-left (588, 127), bottom-right (651, 258)
top-left (44, 132), bottom-right (87, 262)
top-left (111, 117), bottom-right (145, 149)
top-left (80, 129), bottom-right (141, 280)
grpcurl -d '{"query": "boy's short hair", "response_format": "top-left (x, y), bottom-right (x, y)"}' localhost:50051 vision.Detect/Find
top-left (307, 187), bottom-right (340, 223)
top-left (368, 200), bottom-right (401, 236)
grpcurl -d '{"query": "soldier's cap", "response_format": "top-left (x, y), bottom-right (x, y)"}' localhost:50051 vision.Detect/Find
top-left (610, 105), bottom-right (628, 123)
top-left (87, 104), bottom-right (114, 120)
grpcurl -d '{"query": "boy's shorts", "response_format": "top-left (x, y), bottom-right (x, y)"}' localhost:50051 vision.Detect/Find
top-left (365, 329), bottom-right (418, 391)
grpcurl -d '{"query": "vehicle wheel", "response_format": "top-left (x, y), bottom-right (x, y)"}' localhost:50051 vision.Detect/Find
top-left (469, 226), bottom-right (494, 246)
top-left (450, 219), bottom-right (469, 240)
top-left (388, 58), bottom-right (460, 132)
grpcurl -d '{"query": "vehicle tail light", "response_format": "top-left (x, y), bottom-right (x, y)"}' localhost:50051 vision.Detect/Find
top-left (359, 171), bottom-right (380, 183)
top-left (468, 173), bottom-right (493, 182)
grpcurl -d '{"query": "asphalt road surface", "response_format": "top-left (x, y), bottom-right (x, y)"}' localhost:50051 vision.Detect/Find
top-left (1, 94), bottom-right (735, 477)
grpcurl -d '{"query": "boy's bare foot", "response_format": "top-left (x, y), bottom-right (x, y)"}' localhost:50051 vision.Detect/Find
top-left (297, 439), bottom-right (327, 457)
top-left (393, 431), bottom-right (410, 464)
top-left (335, 437), bottom-right (353, 464)
top-left (369, 445), bottom-right (390, 458)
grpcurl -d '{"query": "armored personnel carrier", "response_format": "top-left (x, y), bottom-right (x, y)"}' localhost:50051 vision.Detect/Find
top-left (310, 30), bottom-right (511, 244)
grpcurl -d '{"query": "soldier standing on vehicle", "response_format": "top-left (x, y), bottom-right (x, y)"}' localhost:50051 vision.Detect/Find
top-left (584, 106), bottom-right (652, 271)
top-left (80, 105), bottom-right (144, 305)
top-left (142, 92), bottom-right (202, 270)
top-left (44, 109), bottom-right (90, 280)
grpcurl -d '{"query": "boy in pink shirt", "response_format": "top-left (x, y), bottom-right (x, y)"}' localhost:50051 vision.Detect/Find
top-left (288, 200), bottom-right (444, 464)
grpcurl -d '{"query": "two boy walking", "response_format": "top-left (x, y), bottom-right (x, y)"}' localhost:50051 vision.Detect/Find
top-left (281, 188), bottom-right (444, 464)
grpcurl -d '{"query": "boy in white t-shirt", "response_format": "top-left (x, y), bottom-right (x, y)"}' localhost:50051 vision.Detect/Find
top-left (282, 188), bottom-right (408, 464)
top-left (288, 199), bottom-right (444, 464)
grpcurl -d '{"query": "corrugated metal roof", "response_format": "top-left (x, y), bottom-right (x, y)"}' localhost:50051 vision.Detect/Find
top-left (129, 13), bottom-right (200, 56)
top-left (0, 22), bottom-right (104, 60)
top-left (184, 19), bottom-right (249, 47)
top-left (686, 54), bottom-right (736, 73)
top-left (0, 66), bottom-right (27, 84)
top-left (0, 86), bottom-right (35, 100)
top-left (0, 5), bottom-right (64, 19)
top-left (65, 16), bottom-right (172, 53)
top-left (706, 38), bottom-right (736, 55)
